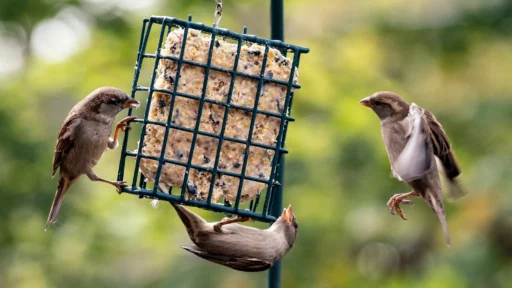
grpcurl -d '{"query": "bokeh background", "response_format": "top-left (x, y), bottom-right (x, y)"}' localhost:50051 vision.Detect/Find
top-left (1, 0), bottom-right (512, 287)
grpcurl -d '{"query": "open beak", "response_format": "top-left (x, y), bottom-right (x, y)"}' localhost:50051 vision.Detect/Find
top-left (359, 97), bottom-right (371, 108)
top-left (123, 98), bottom-right (140, 109)
top-left (281, 205), bottom-right (294, 224)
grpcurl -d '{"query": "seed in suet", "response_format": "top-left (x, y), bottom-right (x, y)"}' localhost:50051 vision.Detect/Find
top-left (276, 99), bottom-right (282, 113)
top-left (258, 172), bottom-right (265, 179)
top-left (175, 150), bottom-right (184, 159)
top-left (233, 162), bottom-right (241, 168)
top-left (167, 75), bottom-right (175, 85)
top-left (164, 70), bottom-right (175, 84)
top-left (209, 113), bottom-right (220, 125)
top-left (215, 40), bottom-right (220, 48)
top-left (204, 155), bottom-right (211, 164)
top-left (158, 99), bottom-right (167, 114)
top-left (248, 49), bottom-right (261, 56)
top-left (187, 183), bottom-right (198, 195)
top-left (172, 108), bottom-right (180, 124)
top-left (217, 181), bottom-right (227, 188)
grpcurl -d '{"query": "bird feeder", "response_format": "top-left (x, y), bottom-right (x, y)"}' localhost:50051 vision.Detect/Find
top-left (117, 13), bottom-right (308, 223)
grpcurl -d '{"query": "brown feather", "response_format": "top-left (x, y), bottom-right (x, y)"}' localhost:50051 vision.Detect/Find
top-left (46, 176), bottom-right (75, 230)
top-left (52, 116), bottom-right (81, 177)
top-left (424, 110), bottom-right (461, 179)
top-left (181, 245), bottom-right (272, 272)
top-left (423, 110), bottom-right (466, 199)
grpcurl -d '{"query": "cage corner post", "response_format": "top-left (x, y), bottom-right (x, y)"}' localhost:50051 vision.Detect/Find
top-left (268, 0), bottom-right (284, 288)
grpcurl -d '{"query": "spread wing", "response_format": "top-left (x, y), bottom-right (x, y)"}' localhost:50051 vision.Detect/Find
top-left (424, 109), bottom-right (466, 199)
top-left (393, 104), bottom-right (434, 182)
top-left (423, 110), bottom-right (461, 179)
top-left (181, 245), bottom-right (272, 272)
top-left (52, 116), bottom-right (81, 177)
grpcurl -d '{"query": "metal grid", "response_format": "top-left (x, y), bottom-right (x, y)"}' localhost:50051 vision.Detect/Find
top-left (117, 15), bottom-right (309, 223)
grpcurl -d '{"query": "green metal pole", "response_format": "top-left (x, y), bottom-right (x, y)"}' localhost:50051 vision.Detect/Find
top-left (268, 1), bottom-right (283, 288)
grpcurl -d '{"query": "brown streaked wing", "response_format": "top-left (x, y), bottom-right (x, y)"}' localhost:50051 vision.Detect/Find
top-left (424, 110), bottom-right (462, 179)
top-left (181, 245), bottom-right (272, 272)
top-left (52, 116), bottom-right (81, 176)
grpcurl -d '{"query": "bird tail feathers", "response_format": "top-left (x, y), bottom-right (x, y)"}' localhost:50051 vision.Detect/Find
top-left (170, 202), bottom-right (207, 240)
top-left (427, 192), bottom-right (451, 246)
top-left (45, 177), bottom-right (72, 230)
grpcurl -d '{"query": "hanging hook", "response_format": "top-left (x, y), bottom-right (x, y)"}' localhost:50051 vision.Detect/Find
top-left (213, 0), bottom-right (223, 28)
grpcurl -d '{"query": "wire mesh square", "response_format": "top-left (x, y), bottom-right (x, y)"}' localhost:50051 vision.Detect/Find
top-left (117, 16), bottom-right (309, 222)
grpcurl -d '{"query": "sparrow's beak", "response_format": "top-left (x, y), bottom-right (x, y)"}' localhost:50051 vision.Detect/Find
top-left (281, 205), bottom-right (293, 224)
top-left (124, 98), bottom-right (140, 109)
top-left (359, 97), bottom-right (371, 108)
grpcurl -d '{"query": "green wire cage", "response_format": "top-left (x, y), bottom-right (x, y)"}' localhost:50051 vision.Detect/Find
top-left (117, 14), bottom-right (308, 224)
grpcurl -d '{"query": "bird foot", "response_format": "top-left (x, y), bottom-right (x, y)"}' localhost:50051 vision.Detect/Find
top-left (387, 193), bottom-right (416, 220)
top-left (116, 116), bottom-right (137, 132)
top-left (109, 180), bottom-right (126, 194)
top-left (109, 116), bottom-right (137, 150)
top-left (213, 216), bottom-right (252, 232)
top-left (96, 177), bottom-right (127, 194)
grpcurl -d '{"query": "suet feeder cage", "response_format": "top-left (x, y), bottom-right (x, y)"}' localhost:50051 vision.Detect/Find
top-left (117, 15), bottom-right (309, 223)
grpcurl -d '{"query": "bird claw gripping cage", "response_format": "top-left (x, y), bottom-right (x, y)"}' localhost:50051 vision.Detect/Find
top-left (117, 15), bottom-right (309, 223)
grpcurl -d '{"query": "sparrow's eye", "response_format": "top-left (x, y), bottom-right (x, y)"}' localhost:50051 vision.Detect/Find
top-left (292, 219), bottom-right (298, 229)
top-left (374, 100), bottom-right (382, 106)
top-left (114, 99), bottom-right (123, 105)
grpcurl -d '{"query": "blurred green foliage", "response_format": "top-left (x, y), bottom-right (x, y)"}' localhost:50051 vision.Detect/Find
top-left (0, 0), bottom-right (511, 287)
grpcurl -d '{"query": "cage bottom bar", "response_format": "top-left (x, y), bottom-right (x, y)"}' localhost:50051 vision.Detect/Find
top-left (121, 187), bottom-right (276, 223)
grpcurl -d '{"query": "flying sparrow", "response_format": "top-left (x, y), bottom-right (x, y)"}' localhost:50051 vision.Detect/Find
top-left (360, 91), bottom-right (465, 245)
top-left (171, 203), bottom-right (298, 272)
top-left (47, 87), bottom-right (139, 229)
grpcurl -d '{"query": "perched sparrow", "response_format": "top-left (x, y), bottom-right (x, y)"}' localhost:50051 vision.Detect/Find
top-left (171, 203), bottom-right (298, 272)
top-left (360, 91), bottom-right (465, 245)
top-left (47, 87), bottom-right (139, 229)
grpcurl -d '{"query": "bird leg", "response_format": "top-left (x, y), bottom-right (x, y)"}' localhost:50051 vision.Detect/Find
top-left (108, 116), bottom-right (137, 149)
top-left (86, 170), bottom-right (126, 194)
top-left (213, 216), bottom-right (252, 232)
top-left (387, 191), bottom-right (419, 220)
